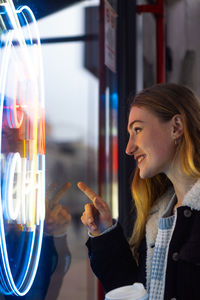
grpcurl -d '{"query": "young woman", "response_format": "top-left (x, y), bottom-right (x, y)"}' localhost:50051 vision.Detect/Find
top-left (78, 83), bottom-right (200, 300)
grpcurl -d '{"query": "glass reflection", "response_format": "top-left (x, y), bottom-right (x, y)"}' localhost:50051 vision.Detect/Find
top-left (0, 0), bottom-right (99, 299)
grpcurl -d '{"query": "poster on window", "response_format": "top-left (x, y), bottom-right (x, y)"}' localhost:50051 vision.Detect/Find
top-left (104, 0), bottom-right (117, 73)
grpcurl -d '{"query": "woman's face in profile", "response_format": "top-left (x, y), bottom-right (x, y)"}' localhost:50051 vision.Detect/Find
top-left (126, 106), bottom-right (177, 179)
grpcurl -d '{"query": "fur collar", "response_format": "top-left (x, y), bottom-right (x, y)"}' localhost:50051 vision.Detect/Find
top-left (182, 179), bottom-right (200, 210)
top-left (145, 179), bottom-right (200, 290)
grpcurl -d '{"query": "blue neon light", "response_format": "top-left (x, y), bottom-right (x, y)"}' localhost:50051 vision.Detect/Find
top-left (111, 92), bottom-right (118, 110)
top-left (0, 1), bottom-right (45, 297)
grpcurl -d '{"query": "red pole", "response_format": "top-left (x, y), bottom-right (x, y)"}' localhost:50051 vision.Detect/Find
top-left (98, 281), bottom-right (105, 300)
top-left (156, 0), bottom-right (165, 83)
top-left (137, 0), bottom-right (165, 83)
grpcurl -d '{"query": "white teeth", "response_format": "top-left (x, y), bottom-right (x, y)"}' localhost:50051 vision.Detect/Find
top-left (138, 155), bottom-right (145, 163)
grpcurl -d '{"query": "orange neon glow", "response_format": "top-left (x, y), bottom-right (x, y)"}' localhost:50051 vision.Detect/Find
top-left (7, 76), bottom-right (24, 129)
top-left (8, 98), bottom-right (24, 129)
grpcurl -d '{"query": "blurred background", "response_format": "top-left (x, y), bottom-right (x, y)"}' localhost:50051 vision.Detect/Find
top-left (2, 0), bottom-right (200, 299)
top-left (37, 2), bottom-right (99, 300)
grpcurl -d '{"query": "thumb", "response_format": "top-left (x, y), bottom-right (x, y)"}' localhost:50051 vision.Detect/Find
top-left (94, 197), bottom-right (111, 219)
top-left (94, 197), bottom-right (113, 229)
top-left (93, 197), bottom-right (105, 214)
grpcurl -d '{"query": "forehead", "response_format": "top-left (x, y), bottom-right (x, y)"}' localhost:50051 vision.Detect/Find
top-left (128, 106), bottom-right (154, 124)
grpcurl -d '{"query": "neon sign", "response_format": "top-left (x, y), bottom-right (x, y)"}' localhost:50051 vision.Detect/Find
top-left (0, 0), bottom-right (45, 296)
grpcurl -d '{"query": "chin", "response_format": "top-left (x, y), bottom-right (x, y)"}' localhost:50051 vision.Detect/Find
top-left (139, 168), bottom-right (158, 179)
top-left (139, 173), bottom-right (151, 179)
top-left (138, 170), bottom-right (148, 179)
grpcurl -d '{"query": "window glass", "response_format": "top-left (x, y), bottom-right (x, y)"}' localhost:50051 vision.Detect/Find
top-left (39, 2), bottom-right (99, 300)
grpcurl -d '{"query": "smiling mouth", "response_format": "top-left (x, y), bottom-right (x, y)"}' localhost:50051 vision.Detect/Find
top-left (137, 155), bottom-right (146, 164)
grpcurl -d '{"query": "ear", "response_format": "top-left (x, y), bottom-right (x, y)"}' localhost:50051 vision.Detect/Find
top-left (171, 114), bottom-right (184, 139)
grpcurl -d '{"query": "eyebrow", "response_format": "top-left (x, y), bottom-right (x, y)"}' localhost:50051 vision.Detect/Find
top-left (128, 120), bottom-right (144, 131)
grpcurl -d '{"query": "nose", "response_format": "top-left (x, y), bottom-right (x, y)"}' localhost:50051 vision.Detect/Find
top-left (125, 135), bottom-right (137, 156)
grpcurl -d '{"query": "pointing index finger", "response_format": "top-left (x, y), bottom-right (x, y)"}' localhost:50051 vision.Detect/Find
top-left (50, 182), bottom-right (72, 209)
top-left (77, 182), bottom-right (98, 202)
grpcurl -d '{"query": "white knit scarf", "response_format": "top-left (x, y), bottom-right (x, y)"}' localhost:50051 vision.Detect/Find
top-left (145, 179), bottom-right (200, 292)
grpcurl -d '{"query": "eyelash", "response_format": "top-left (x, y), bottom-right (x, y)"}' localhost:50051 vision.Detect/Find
top-left (134, 127), bottom-right (142, 134)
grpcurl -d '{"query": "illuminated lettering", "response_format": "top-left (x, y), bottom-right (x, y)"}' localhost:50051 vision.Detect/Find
top-left (3, 152), bottom-right (21, 220)
top-left (2, 153), bottom-right (45, 226)
top-left (0, 1), bottom-right (45, 297)
top-left (5, 68), bottom-right (25, 129)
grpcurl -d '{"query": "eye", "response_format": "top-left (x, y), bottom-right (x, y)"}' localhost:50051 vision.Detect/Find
top-left (134, 127), bottom-right (142, 134)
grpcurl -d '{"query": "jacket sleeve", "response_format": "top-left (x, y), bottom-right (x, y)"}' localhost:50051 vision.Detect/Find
top-left (86, 222), bottom-right (138, 293)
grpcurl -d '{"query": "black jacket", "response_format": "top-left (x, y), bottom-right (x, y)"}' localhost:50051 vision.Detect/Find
top-left (86, 182), bottom-right (200, 300)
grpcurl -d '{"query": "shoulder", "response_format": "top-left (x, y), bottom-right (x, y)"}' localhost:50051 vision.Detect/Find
top-left (182, 179), bottom-right (200, 211)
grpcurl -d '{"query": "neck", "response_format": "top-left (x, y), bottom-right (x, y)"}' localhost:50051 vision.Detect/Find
top-left (173, 178), bottom-right (196, 206)
top-left (166, 165), bottom-right (197, 206)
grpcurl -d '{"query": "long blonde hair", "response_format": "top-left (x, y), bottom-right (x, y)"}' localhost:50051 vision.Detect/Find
top-left (129, 83), bottom-right (200, 257)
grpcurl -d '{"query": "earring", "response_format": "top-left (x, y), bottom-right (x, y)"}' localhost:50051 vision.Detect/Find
top-left (174, 138), bottom-right (180, 146)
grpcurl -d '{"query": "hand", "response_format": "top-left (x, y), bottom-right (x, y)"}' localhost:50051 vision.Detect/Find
top-left (45, 182), bottom-right (72, 237)
top-left (77, 182), bottom-right (113, 236)
top-left (45, 204), bottom-right (71, 236)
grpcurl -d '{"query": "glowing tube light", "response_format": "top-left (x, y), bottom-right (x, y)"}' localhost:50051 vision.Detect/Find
top-left (0, 0), bottom-right (45, 296)
top-left (3, 152), bottom-right (21, 220)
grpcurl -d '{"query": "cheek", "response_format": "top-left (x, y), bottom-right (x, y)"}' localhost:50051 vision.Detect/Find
top-left (146, 133), bottom-right (174, 159)
top-left (152, 140), bottom-right (175, 166)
